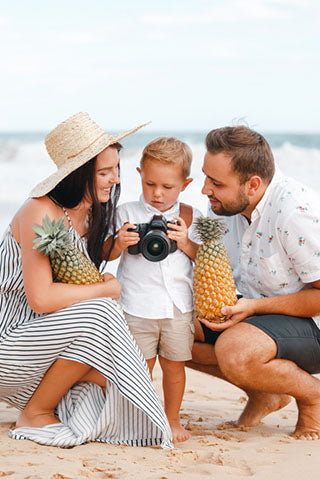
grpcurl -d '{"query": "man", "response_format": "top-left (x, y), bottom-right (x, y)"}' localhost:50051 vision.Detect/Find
top-left (189, 126), bottom-right (320, 440)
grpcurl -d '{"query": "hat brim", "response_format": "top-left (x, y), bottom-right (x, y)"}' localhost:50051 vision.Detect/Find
top-left (30, 122), bottom-right (149, 198)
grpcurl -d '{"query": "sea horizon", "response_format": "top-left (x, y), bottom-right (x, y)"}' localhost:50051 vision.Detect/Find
top-left (1, 129), bottom-right (320, 165)
top-left (1, 129), bottom-right (320, 241)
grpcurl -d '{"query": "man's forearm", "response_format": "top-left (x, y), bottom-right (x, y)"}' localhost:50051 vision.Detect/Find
top-left (254, 287), bottom-right (320, 318)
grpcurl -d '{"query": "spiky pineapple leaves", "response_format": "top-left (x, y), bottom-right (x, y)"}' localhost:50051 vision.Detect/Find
top-left (32, 215), bottom-right (71, 257)
top-left (194, 216), bottom-right (226, 243)
top-left (32, 215), bottom-right (104, 284)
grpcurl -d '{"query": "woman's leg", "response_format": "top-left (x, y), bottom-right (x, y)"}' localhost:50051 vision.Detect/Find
top-left (16, 358), bottom-right (104, 428)
top-left (4, 298), bottom-right (171, 447)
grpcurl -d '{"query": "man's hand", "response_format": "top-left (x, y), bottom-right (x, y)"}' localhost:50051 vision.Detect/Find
top-left (198, 297), bottom-right (258, 331)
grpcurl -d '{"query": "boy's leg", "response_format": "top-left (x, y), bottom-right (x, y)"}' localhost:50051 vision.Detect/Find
top-left (124, 312), bottom-right (159, 379)
top-left (158, 356), bottom-right (190, 443)
top-left (146, 357), bottom-right (157, 379)
top-left (158, 307), bottom-right (194, 442)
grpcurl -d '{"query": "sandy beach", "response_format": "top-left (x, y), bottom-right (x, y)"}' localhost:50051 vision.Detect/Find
top-left (0, 363), bottom-right (319, 479)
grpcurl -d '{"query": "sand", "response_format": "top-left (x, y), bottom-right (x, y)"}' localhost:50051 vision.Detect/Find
top-left (1, 364), bottom-right (319, 479)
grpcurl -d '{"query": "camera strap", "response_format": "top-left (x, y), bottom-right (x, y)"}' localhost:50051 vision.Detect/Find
top-left (179, 203), bottom-right (193, 228)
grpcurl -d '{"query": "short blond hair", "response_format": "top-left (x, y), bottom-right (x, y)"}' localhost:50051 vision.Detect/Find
top-left (140, 136), bottom-right (192, 178)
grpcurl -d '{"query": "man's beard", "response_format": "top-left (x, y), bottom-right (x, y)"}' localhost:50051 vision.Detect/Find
top-left (210, 189), bottom-right (250, 216)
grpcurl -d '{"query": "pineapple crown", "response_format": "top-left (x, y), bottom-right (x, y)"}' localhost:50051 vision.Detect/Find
top-left (195, 216), bottom-right (227, 243)
top-left (32, 214), bottom-right (71, 257)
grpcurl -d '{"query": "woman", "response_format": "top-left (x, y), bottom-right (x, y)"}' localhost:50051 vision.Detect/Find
top-left (0, 112), bottom-right (172, 448)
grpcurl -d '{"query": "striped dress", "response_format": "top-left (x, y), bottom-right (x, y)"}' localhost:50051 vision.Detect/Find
top-left (0, 215), bottom-right (172, 448)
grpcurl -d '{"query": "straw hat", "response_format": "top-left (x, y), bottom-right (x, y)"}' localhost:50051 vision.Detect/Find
top-left (30, 112), bottom-right (149, 198)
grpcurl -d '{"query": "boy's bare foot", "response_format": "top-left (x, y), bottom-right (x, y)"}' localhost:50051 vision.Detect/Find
top-left (169, 420), bottom-right (191, 443)
top-left (16, 409), bottom-right (60, 428)
top-left (291, 400), bottom-right (320, 440)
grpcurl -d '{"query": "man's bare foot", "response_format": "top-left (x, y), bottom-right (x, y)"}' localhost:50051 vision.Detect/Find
top-left (169, 420), bottom-right (191, 443)
top-left (218, 392), bottom-right (291, 430)
top-left (291, 400), bottom-right (320, 440)
top-left (15, 409), bottom-right (60, 428)
top-left (238, 392), bottom-right (291, 427)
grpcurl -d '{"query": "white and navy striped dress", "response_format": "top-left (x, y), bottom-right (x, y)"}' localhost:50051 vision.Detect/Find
top-left (0, 216), bottom-right (172, 448)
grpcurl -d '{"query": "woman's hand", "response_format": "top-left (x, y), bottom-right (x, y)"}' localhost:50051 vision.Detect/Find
top-left (198, 297), bottom-right (257, 331)
top-left (102, 272), bottom-right (121, 299)
top-left (103, 272), bottom-right (117, 282)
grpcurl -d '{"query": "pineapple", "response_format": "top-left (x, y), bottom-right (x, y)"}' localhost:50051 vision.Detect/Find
top-left (193, 216), bottom-right (237, 323)
top-left (32, 215), bottom-right (103, 284)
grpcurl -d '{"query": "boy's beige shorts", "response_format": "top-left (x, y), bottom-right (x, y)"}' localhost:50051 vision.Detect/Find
top-left (124, 305), bottom-right (195, 361)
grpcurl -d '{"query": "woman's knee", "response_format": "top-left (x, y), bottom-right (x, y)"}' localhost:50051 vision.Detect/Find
top-left (83, 298), bottom-right (124, 326)
top-left (56, 297), bottom-right (124, 331)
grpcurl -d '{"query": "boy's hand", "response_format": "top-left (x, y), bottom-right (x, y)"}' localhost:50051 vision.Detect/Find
top-left (116, 222), bottom-right (140, 251)
top-left (166, 216), bottom-right (188, 250)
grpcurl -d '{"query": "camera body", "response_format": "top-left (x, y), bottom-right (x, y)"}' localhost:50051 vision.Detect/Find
top-left (128, 214), bottom-right (177, 262)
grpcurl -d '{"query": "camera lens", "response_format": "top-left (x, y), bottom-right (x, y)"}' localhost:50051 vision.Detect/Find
top-left (147, 239), bottom-right (164, 255)
top-left (141, 231), bottom-right (170, 262)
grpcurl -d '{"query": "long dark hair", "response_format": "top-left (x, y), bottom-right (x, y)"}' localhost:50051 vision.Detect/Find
top-left (48, 144), bottom-right (122, 268)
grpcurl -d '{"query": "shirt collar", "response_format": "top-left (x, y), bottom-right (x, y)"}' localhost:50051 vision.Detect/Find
top-left (251, 169), bottom-right (283, 221)
top-left (139, 194), bottom-right (180, 219)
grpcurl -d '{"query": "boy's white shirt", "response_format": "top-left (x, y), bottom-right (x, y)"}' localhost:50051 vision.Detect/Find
top-left (116, 195), bottom-right (203, 319)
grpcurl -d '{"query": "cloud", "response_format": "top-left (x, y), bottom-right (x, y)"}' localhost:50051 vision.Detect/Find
top-left (0, 16), bottom-right (9, 26)
top-left (56, 32), bottom-right (103, 45)
top-left (140, 0), bottom-right (308, 26)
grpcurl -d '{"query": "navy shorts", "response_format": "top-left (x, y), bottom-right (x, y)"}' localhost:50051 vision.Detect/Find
top-left (201, 314), bottom-right (320, 374)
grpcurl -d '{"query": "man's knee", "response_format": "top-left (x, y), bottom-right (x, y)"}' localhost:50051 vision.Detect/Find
top-left (215, 325), bottom-right (257, 382)
top-left (214, 330), bottom-right (245, 380)
top-left (215, 323), bottom-right (276, 382)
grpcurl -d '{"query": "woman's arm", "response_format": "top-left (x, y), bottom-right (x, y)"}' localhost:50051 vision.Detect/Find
top-left (16, 198), bottom-right (121, 314)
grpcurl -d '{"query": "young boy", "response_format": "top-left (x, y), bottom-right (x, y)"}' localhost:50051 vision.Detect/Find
top-left (109, 137), bottom-right (202, 443)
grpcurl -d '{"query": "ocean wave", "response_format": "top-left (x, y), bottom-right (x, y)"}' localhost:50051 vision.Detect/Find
top-left (0, 141), bottom-right (19, 162)
top-left (1, 137), bottom-right (319, 236)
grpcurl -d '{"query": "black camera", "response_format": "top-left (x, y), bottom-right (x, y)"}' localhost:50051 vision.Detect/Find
top-left (128, 214), bottom-right (177, 262)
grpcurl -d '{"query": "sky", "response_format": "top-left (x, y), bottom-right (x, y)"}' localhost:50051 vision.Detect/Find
top-left (1, 0), bottom-right (320, 132)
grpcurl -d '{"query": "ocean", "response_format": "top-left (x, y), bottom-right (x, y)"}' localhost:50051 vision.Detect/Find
top-left (1, 130), bottom-right (320, 242)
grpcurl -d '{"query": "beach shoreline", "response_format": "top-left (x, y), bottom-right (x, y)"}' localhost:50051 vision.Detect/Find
top-left (1, 364), bottom-right (319, 479)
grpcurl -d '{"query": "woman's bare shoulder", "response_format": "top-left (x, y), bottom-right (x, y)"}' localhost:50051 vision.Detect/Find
top-left (11, 196), bottom-right (62, 243)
